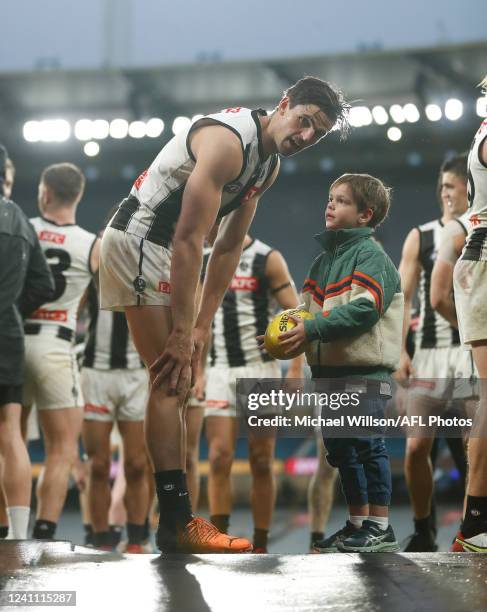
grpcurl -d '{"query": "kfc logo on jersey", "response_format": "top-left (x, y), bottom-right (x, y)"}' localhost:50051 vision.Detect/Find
top-left (230, 276), bottom-right (258, 291)
top-left (38, 230), bottom-right (66, 245)
top-left (158, 281), bottom-right (171, 294)
top-left (84, 403), bottom-right (110, 415)
top-left (134, 169), bottom-right (149, 190)
top-left (31, 309), bottom-right (68, 322)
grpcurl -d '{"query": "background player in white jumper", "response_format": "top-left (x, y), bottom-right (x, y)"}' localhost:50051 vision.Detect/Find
top-left (99, 76), bottom-right (349, 553)
top-left (204, 232), bottom-right (304, 553)
top-left (396, 153), bottom-right (468, 551)
top-left (22, 163), bottom-right (100, 540)
top-left (81, 277), bottom-right (150, 552)
top-left (453, 76), bottom-right (487, 552)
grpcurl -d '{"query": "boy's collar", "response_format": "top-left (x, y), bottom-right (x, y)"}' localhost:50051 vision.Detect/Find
top-left (314, 226), bottom-right (373, 250)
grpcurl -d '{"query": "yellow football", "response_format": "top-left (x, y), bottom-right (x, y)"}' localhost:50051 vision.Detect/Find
top-left (264, 308), bottom-right (314, 360)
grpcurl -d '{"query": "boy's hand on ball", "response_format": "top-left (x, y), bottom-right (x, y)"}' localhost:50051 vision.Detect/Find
top-left (277, 315), bottom-right (306, 355)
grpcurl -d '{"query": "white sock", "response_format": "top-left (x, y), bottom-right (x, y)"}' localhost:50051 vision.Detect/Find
top-left (7, 506), bottom-right (30, 539)
top-left (349, 515), bottom-right (367, 528)
top-left (368, 516), bottom-right (389, 530)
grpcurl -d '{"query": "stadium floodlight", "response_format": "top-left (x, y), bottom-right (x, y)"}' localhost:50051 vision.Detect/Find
top-left (477, 97), bottom-right (487, 118)
top-left (39, 119), bottom-right (71, 142)
top-left (84, 141), bottom-right (100, 157)
top-left (445, 99), bottom-right (463, 121)
top-left (389, 104), bottom-right (405, 124)
top-left (128, 121), bottom-right (146, 139)
top-left (403, 103), bottom-right (420, 123)
top-left (110, 119), bottom-right (129, 139)
top-left (348, 106), bottom-right (372, 128)
top-left (387, 127), bottom-right (402, 142)
top-left (23, 121), bottom-right (41, 142)
top-left (425, 104), bottom-right (442, 121)
top-left (75, 119), bottom-right (93, 141)
top-left (92, 119), bottom-right (109, 140)
top-left (372, 106), bottom-right (388, 125)
top-left (146, 118), bottom-right (165, 138)
top-left (172, 116), bottom-right (191, 135)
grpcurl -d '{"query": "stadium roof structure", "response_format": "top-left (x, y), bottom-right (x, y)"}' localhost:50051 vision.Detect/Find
top-left (1, 40), bottom-right (485, 178)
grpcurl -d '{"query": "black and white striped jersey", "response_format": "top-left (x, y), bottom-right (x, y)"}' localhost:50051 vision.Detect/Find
top-left (83, 281), bottom-right (142, 370)
top-left (462, 118), bottom-right (487, 261)
top-left (416, 219), bottom-right (460, 349)
top-left (209, 239), bottom-right (278, 367)
top-left (110, 107), bottom-right (278, 247)
top-left (25, 217), bottom-right (97, 332)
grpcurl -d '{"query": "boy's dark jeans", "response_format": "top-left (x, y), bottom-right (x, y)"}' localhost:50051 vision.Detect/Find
top-left (321, 397), bottom-right (392, 506)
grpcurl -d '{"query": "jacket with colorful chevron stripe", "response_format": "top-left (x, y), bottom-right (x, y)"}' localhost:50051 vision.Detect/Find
top-left (301, 227), bottom-right (404, 377)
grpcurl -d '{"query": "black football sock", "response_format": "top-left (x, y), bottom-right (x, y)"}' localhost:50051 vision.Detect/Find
top-left (253, 528), bottom-right (269, 550)
top-left (414, 516), bottom-right (434, 538)
top-left (310, 531), bottom-right (324, 546)
top-left (93, 531), bottom-right (113, 548)
top-left (210, 514), bottom-right (230, 534)
top-left (154, 470), bottom-right (193, 531)
top-left (127, 523), bottom-right (146, 545)
top-left (0, 525), bottom-right (8, 539)
top-left (462, 495), bottom-right (487, 538)
top-left (83, 523), bottom-right (93, 546)
top-left (142, 517), bottom-right (150, 541)
top-left (33, 520), bottom-right (57, 539)
top-left (109, 524), bottom-right (123, 547)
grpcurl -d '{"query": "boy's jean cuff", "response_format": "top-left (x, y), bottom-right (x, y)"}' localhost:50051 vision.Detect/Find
top-left (368, 494), bottom-right (391, 506)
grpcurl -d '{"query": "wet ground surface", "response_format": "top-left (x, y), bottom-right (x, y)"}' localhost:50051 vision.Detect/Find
top-left (0, 540), bottom-right (486, 612)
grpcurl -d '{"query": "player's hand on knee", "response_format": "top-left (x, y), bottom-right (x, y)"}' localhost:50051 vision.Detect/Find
top-left (150, 330), bottom-right (193, 393)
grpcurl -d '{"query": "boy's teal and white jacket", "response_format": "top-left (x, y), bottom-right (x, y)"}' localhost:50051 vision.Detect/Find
top-left (301, 227), bottom-right (404, 380)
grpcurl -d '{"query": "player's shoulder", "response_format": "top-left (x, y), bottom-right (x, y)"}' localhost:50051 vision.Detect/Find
top-left (417, 218), bottom-right (440, 232)
top-left (251, 238), bottom-right (273, 255)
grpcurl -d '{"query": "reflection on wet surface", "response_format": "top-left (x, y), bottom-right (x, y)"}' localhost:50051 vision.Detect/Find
top-left (1, 542), bottom-right (486, 612)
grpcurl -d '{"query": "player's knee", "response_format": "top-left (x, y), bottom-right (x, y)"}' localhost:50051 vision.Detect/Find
top-left (249, 452), bottom-right (273, 478)
top-left (90, 456), bottom-right (111, 481)
top-left (406, 438), bottom-right (431, 462)
top-left (124, 455), bottom-right (147, 482)
top-left (209, 445), bottom-right (234, 474)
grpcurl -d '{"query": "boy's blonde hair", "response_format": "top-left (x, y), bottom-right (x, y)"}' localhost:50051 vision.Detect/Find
top-left (480, 74), bottom-right (487, 93)
top-left (331, 173), bottom-right (391, 228)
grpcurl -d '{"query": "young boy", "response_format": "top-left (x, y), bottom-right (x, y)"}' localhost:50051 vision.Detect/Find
top-left (279, 173), bottom-right (404, 552)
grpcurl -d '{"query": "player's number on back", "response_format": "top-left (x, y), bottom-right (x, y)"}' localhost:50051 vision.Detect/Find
top-left (45, 248), bottom-right (71, 300)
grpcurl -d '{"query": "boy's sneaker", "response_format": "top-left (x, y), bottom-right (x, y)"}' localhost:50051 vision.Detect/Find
top-left (402, 531), bottom-right (438, 552)
top-left (453, 531), bottom-right (487, 553)
top-left (312, 521), bottom-right (357, 553)
top-left (157, 517), bottom-right (253, 554)
top-left (337, 520), bottom-right (400, 553)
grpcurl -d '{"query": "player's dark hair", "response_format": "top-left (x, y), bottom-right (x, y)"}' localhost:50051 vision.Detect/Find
top-left (440, 152), bottom-right (468, 184)
top-left (284, 76), bottom-right (350, 140)
top-left (41, 163), bottom-right (85, 204)
top-left (331, 173), bottom-right (391, 228)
